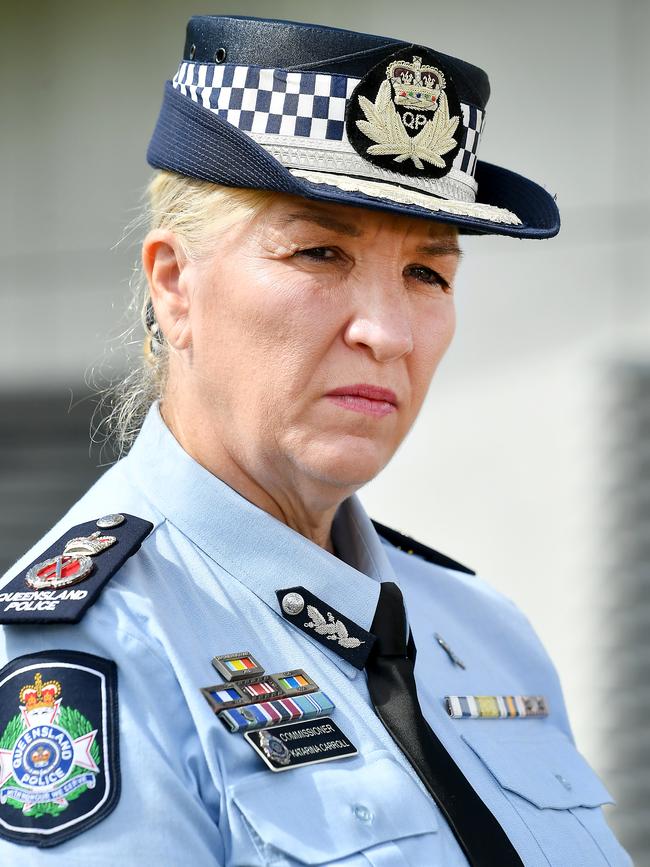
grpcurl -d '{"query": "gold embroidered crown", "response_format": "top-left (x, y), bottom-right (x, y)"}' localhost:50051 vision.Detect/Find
top-left (387, 56), bottom-right (445, 111)
top-left (19, 673), bottom-right (61, 711)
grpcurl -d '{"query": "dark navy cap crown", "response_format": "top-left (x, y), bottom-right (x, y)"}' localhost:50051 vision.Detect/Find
top-left (183, 16), bottom-right (491, 109)
top-left (147, 15), bottom-right (559, 239)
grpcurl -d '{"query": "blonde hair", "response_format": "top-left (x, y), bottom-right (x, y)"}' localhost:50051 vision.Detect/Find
top-left (99, 170), bottom-right (276, 456)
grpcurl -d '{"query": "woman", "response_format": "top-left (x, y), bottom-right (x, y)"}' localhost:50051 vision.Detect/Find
top-left (0, 14), bottom-right (630, 867)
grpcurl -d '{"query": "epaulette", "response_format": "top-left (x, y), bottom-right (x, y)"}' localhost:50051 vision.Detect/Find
top-left (0, 514), bottom-right (153, 625)
top-left (372, 520), bottom-right (476, 576)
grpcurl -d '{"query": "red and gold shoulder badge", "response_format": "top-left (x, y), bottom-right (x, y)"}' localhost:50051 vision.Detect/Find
top-left (346, 46), bottom-right (464, 179)
top-left (0, 652), bottom-right (119, 847)
top-left (0, 514), bottom-right (153, 625)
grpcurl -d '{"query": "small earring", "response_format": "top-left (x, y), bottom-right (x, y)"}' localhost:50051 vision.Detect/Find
top-left (144, 300), bottom-right (164, 356)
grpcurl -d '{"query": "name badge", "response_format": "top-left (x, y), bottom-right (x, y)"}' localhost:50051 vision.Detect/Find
top-left (245, 717), bottom-right (357, 772)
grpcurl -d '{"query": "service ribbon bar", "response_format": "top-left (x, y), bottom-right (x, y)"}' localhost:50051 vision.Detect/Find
top-left (201, 668), bottom-right (319, 714)
top-left (219, 690), bottom-right (335, 732)
top-left (446, 695), bottom-right (549, 719)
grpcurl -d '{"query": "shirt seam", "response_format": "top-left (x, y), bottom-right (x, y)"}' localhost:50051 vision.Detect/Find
top-left (349, 508), bottom-right (383, 580)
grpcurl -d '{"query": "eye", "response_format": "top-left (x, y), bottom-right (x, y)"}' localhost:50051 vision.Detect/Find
top-left (405, 264), bottom-right (451, 292)
top-left (294, 246), bottom-right (339, 261)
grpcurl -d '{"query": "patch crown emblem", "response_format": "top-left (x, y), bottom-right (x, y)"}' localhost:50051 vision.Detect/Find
top-left (388, 56), bottom-right (445, 111)
top-left (19, 674), bottom-right (61, 712)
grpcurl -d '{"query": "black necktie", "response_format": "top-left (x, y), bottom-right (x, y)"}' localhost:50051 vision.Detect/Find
top-left (365, 581), bottom-right (524, 867)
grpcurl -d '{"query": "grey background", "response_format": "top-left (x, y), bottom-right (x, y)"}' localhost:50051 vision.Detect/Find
top-left (2, 0), bottom-right (649, 859)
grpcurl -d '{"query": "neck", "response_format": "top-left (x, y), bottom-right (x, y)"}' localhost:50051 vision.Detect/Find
top-left (160, 401), bottom-right (345, 554)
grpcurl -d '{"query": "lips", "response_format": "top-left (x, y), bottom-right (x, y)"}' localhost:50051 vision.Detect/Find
top-left (324, 384), bottom-right (398, 418)
top-left (326, 384), bottom-right (398, 404)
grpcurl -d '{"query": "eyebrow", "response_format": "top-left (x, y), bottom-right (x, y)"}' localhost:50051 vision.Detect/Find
top-left (416, 240), bottom-right (463, 258)
top-left (278, 210), bottom-right (363, 237)
top-left (277, 209), bottom-right (462, 257)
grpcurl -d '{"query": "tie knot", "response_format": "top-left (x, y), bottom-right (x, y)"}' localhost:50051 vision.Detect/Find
top-left (368, 581), bottom-right (408, 659)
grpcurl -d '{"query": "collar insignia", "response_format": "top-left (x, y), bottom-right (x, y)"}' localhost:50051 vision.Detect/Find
top-left (277, 586), bottom-right (376, 670)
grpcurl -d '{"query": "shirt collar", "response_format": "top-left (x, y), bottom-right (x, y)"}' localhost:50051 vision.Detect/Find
top-left (126, 404), bottom-right (397, 679)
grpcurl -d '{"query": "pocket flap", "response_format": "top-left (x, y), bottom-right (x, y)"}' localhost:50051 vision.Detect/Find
top-left (462, 728), bottom-right (614, 810)
top-left (231, 752), bottom-right (438, 864)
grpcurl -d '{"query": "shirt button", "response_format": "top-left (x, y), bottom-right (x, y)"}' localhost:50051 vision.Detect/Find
top-left (555, 773), bottom-right (572, 791)
top-left (353, 804), bottom-right (374, 824)
top-left (96, 513), bottom-right (125, 529)
top-left (281, 592), bottom-right (305, 616)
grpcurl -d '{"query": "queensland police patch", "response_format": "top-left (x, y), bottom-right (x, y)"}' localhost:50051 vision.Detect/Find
top-left (0, 652), bottom-right (119, 847)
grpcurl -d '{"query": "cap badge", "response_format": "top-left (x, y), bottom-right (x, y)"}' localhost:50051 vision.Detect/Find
top-left (346, 47), bottom-right (463, 179)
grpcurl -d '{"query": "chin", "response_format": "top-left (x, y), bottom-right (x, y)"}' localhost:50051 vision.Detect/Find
top-left (294, 436), bottom-right (393, 489)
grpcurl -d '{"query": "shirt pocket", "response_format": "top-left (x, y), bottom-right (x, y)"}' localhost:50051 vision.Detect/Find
top-left (462, 728), bottom-right (632, 867)
top-left (229, 750), bottom-right (440, 866)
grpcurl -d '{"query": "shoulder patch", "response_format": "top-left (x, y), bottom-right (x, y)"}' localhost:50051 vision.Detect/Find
top-left (372, 520), bottom-right (475, 575)
top-left (0, 515), bottom-right (153, 625)
top-left (0, 651), bottom-right (119, 847)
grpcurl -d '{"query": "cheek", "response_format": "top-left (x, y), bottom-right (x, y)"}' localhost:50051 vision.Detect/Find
top-left (409, 301), bottom-right (456, 395)
top-left (189, 261), bottom-right (344, 395)
top-left (439, 302), bottom-right (457, 352)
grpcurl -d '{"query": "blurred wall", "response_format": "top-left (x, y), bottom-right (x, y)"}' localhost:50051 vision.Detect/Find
top-left (2, 0), bottom-right (649, 858)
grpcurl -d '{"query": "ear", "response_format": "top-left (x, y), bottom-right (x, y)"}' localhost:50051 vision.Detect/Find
top-left (142, 229), bottom-right (193, 350)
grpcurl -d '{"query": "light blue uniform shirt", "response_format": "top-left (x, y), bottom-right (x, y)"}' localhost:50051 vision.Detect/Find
top-left (0, 404), bottom-right (631, 866)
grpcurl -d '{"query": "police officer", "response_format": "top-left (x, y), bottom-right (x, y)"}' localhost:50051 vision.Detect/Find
top-left (0, 15), bottom-right (632, 866)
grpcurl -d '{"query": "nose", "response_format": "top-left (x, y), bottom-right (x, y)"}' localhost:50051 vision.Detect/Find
top-left (343, 281), bottom-right (414, 363)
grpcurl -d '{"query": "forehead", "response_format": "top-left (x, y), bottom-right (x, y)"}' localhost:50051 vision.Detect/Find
top-left (259, 195), bottom-right (459, 242)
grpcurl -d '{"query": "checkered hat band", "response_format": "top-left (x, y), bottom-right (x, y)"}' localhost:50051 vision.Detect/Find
top-left (173, 61), bottom-right (358, 140)
top-left (172, 61), bottom-right (485, 200)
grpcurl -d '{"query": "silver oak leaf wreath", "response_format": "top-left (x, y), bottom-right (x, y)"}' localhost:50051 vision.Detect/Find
top-left (304, 604), bottom-right (365, 649)
top-left (356, 79), bottom-right (460, 171)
